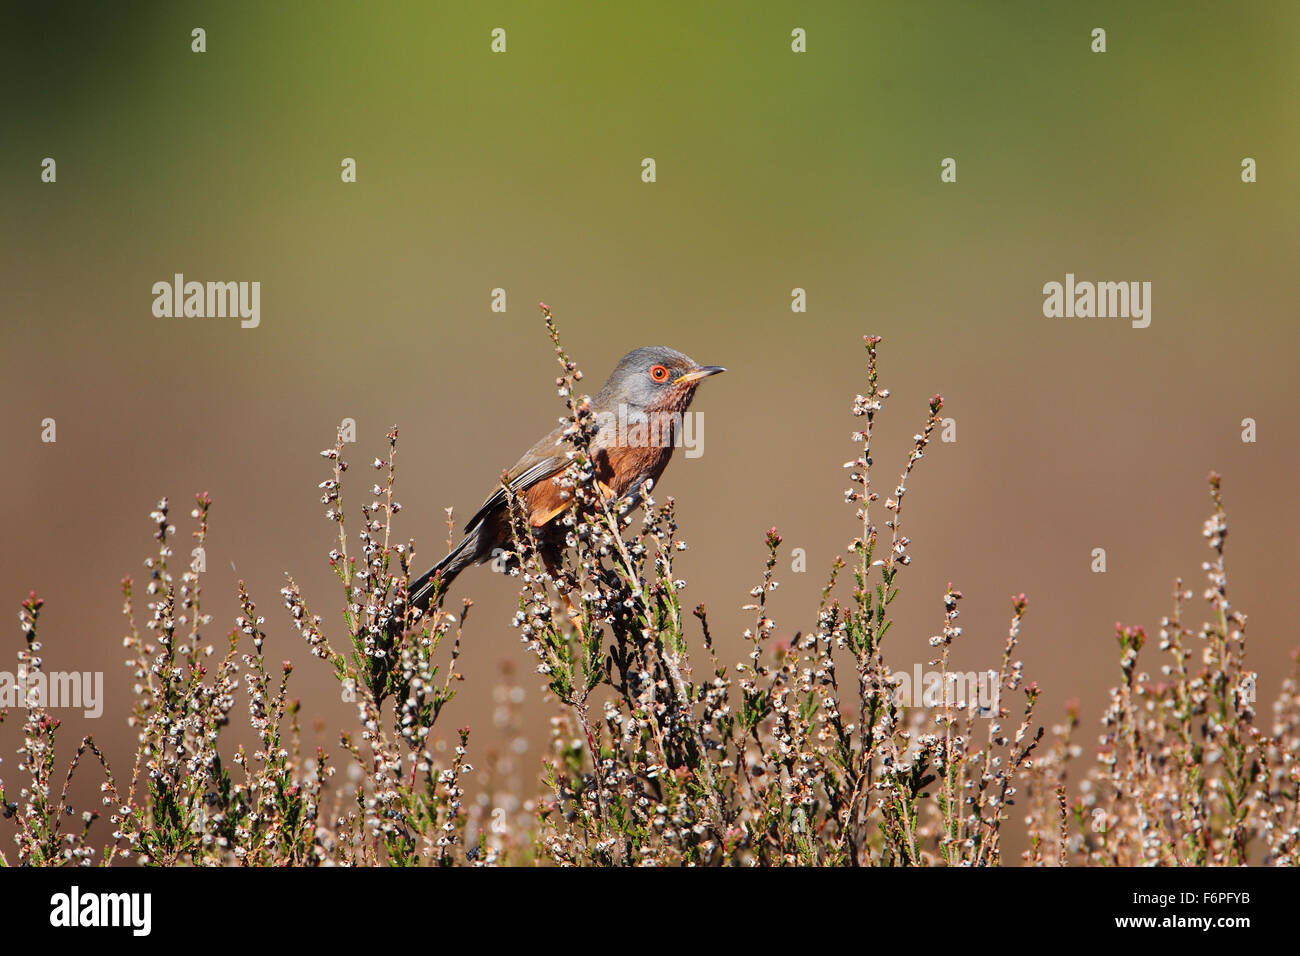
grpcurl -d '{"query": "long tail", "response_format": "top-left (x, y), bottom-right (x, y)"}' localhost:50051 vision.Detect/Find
top-left (408, 531), bottom-right (481, 614)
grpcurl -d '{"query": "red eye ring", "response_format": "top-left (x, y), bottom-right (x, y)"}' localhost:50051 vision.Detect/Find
top-left (650, 364), bottom-right (670, 382)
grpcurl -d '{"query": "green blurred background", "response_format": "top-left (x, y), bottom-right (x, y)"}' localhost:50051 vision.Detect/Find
top-left (3, 1), bottom-right (1297, 851)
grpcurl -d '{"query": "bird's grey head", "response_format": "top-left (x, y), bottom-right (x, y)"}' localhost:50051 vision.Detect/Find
top-left (595, 346), bottom-right (725, 412)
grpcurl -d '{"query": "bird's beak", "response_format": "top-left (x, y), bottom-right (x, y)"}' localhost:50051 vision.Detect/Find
top-left (674, 365), bottom-right (727, 385)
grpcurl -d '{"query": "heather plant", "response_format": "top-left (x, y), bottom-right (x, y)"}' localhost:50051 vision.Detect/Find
top-left (1022, 474), bottom-right (1299, 866)
top-left (510, 319), bottom-right (1043, 865)
top-left (2, 447), bottom-right (474, 866)
top-left (1, 307), bottom-right (1295, 867)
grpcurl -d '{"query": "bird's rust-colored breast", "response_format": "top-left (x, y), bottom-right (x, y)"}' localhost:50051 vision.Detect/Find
top-left (519, 441), bottom-right (673, 528)
top-left (594, 441), bottom-right (674, 498)
top-left (522, 400), bottom-right (690, 528)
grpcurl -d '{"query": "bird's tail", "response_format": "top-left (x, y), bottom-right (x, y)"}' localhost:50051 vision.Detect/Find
top-left (408, 531), bottom-right (480, 614)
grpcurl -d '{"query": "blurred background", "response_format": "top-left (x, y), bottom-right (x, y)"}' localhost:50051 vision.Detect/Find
top-left (2, 1), bottom-right (1297, 853)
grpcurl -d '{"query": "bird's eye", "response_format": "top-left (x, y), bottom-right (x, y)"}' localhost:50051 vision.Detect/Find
top-left (649, 364), bottom-right (670, 382)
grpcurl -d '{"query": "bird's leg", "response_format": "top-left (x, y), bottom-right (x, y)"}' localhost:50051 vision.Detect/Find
top-left (598, 475), bottom-right (651, 523)
top-left (617, 475), bottom-right (652, 514)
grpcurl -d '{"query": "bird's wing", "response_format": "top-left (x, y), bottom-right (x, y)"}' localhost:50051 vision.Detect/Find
top-left (463, 425), bottom-right (573, 533)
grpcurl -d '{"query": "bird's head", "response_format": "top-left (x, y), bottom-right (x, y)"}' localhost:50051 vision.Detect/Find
top-left (596, 346), bottom-right (726, 413)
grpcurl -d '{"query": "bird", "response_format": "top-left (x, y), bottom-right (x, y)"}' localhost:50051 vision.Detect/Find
top-left (407, 346), bottom-right (724, 614)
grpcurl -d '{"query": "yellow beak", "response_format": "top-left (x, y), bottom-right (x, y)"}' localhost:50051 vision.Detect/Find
top-left (673, 365), bottom-right (726, 385)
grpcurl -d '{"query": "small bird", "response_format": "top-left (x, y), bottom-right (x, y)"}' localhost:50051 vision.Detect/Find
top-left (408, 346), bottom-right (724, 613)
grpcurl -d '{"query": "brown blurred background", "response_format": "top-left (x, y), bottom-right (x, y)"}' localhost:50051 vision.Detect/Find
top-left (2, 2), bottom-right (1297, 852)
